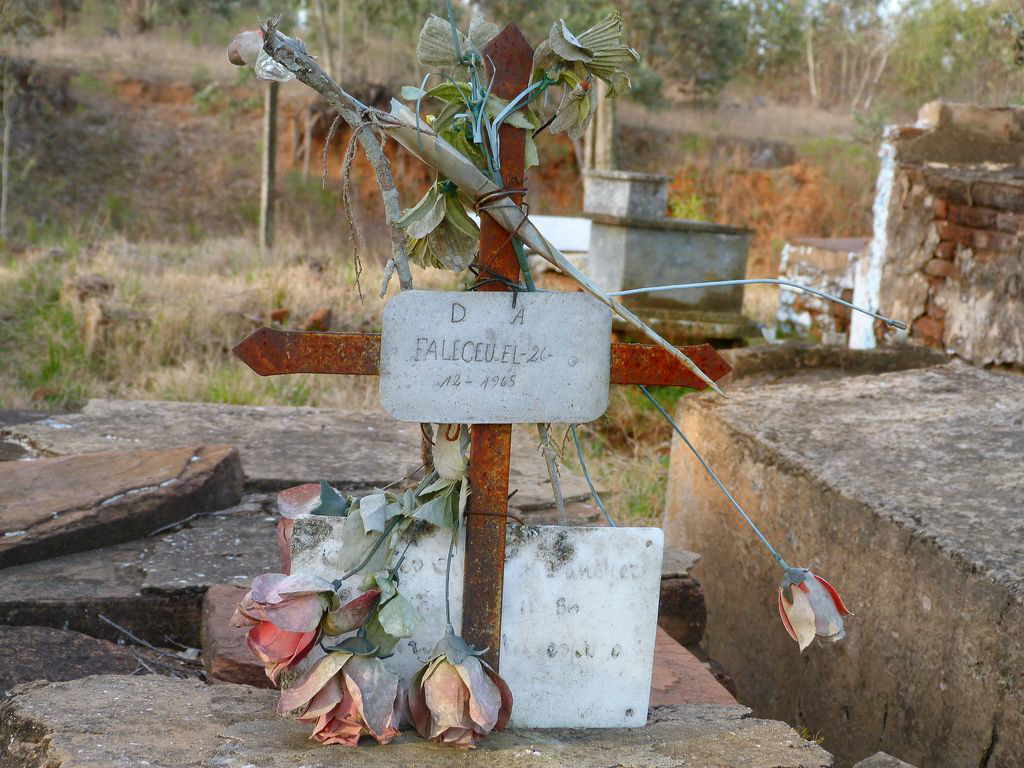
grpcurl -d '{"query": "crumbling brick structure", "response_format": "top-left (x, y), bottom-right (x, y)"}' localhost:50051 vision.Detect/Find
top-left (857, 102), bottom-right (1024, 368)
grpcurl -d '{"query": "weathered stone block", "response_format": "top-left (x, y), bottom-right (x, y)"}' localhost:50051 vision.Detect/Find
top-left (664, 363), bottom-right (1024, 767)
top-left (0, 444), bottom-right (243, 568)
top-left (583, 169), bottom-right (671, 220)
top-left (0, 625), bottom-right (140, 696)
top-left (2, 400), bottom-right (594, 512)
top-left (0, 505), bottom-right (279, 646)
top-left (0, 675), bottom-right (834, 767)
top-left (202, 584), bottom-right (272, 688)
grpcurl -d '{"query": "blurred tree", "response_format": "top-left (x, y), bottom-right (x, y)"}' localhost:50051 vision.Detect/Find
top-left (0, 0), bottom-right (46, 242)
top-left (889, 0), bottom-right (1024, 107)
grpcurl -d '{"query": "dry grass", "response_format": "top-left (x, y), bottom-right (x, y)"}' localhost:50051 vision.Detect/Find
top-left (0, 236), bottom-right (455, 410)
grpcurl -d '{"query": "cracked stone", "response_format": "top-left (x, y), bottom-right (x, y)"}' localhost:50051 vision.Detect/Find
top-left (0, 675), bottom-right (833, 767)
top-left (0, 444), bottom-right (243, 568)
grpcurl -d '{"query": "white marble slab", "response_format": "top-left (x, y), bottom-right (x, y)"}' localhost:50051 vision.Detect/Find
top-left (291, 520), bottom-right (663, 728)
top-left (379, 291), bottom-right (611, 424)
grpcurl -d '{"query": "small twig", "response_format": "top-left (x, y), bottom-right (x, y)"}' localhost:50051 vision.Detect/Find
top-left (321, 113), bottom-right (341, 190)
top-left (99, 614), bottom-right (163, 653)
top-left (131, 652), bottom-right (159, 676)
top-left (262, 18), bottom-right (413, 293)
top-left (537, 423), bottom-right (568, 525)
top-left (148, 512), bottom-right (204, 537)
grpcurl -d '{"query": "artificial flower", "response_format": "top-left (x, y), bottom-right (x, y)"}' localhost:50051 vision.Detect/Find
top-left (533, 11), bottom-right (638, 92)
top-left (416, 13), bottom-right (500, 67)
top-left (777, 567), bottom-right (851, 651)
top-left (232, 572), bottom-right (333, 633)
top-left (408, 629), bottom-right (512, 748)
top-left (278, 651), bottom-right (403, 746)
top-left (245, 621), bottom-right (318, 684)
top-left (549, 77), bottom-right (598, 140)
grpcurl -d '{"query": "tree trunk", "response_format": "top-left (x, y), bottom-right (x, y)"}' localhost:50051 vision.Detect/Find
top-left (583, 79), bottom-right (615, 171)
top-left (337, 0), bottom-right (345, 81)
top-left (1, 64), bottom-right (14, 243)
top-left (805, 20), bottom-right (818, 105)
top-left (312, 0), bottom-right (336, 80)
top-left (260, 80), bottom-right (279, 253)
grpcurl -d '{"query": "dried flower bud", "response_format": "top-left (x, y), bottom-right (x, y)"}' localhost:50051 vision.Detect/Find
top-left (227, 30), bottom-right (263, 67)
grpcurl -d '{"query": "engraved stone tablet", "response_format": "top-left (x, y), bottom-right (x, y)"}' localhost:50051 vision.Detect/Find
top-left (379, 291), bottom-right (612, 424)
top-left (291, 522), bottom-right (663, 729)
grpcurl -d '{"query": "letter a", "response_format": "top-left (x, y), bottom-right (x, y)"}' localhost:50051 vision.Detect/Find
top-left (511, 307), bottom-right (525, 325)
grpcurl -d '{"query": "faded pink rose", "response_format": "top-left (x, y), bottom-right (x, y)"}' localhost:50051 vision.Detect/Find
top-left (278, 651), bottom-right (403, 746)
top-left (231, 572), bottom-right (333, 683)
top-left (246, 621), bottom-right (318, 684)
top-left (232, 572), bottom-right (333, 633)
top-left (778, 567), bottom-right (851, 651)
top-left (408, 631), bottom-right (512, 748)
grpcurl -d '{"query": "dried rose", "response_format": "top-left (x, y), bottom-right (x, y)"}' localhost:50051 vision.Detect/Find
top-left (231, 572), bottom-right (335, 683)
top-left (278, 651), bottom-right (403, 746)
top-left (778, 568), bottom-right (851, 651)
top-left (245, 621), bottom-right (318, 684)
top-left (408, 629), bottom-right (512, 748)
top-left (232, 573), bottom-right (333, 633)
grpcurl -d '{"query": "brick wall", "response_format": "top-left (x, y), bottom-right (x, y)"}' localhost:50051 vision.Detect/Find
top-left (871, 103), bottom-right (1024, 368)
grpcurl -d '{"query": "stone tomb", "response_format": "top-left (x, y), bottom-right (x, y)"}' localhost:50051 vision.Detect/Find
top-left (380, 291), bottom-right (612, 424)
top-left (293, 517), bottom-right (663, 729)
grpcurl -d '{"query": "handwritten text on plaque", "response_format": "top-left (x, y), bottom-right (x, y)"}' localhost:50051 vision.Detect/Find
top-left (380, 291), bottom-right (611, 424)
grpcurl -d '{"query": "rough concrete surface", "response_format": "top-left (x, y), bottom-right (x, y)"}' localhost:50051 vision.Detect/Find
top-left (0, 444), bottom-right (243, 567)
top-left (665, 362), bottom-right (1024, 767)
top-left (0, 505), bottom-right (278, 646)
top-left (0, 626), bottom-right (139, 696)
top-left (0, 675), bottom-right (833, 767)
top-left (2, 399), bottom-right (594, 510)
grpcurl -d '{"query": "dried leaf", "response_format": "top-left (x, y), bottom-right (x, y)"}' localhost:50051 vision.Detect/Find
top-left (398, 185), bottom-right (446, 239)
top-left (548, 19), bottom-right (594, 62)
top-left (468, 15), bottom-right (500, 51)
top-left (378, 593), bottom-right (424, 638)
top-left (416, 14), bottom-right (466, 67)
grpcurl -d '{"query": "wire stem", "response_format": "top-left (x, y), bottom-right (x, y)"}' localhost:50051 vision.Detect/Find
top-left (333, 516), bottom-right (404, 589)
top-left (444, 521), bottom-right (458, 630)
top-left (570, 425), bottom-right (616, 527)
top-left (637, 385), bottom-right (789, 570)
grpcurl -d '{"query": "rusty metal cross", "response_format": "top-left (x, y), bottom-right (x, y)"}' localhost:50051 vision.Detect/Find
top-left (233, 25), bottom-right (730, 671)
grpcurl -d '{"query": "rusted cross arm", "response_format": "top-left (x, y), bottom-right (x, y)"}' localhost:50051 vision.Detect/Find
top-left (233, 327), bottom-right (732, 389)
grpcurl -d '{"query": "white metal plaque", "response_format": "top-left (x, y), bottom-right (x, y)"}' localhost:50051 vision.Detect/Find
top-left (379, 290), bottom-right (612, 424)
top-left (291, 522), bottom-right (664, 728)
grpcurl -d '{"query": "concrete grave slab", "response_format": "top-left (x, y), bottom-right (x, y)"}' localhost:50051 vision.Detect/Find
top-left (0, 503), bottom-right (279, 646)
top-left (292, 520), bottom-right (664, 728)
top-left (0, 675), bottom-right (834, 767)
top-left (0, 444), bottom-right (243, 567)
top-left (380, 291), bottom-right (612, 424)
top-left (2, 400), bottom-right (596, 510)
top-left (665, 362), bottom-right (1024, 767)
top-left (0, 625), bottom-right (140, 696)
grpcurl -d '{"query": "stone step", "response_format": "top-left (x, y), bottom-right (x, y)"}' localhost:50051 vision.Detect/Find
top-left (0, 444), bottom-right (243, 568)
top-left (0, 500), bottom-right (279, 647)
top-left (0, 674), bottom-right (834, 767)
top-left (0, 625), bottom-right (140, 696)
top-left (2, 399), bottom-right (599, 512)
top-left (665, 362), bottom-right (1024, 767)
